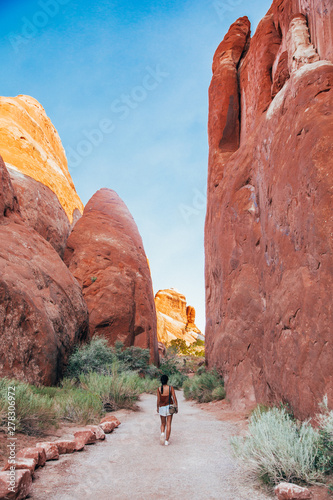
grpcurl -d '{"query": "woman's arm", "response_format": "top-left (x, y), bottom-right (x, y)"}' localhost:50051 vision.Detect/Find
top-left (172, 386), bottom-right (178, 407)
top-left (157, 388), bottom-right (160, 412)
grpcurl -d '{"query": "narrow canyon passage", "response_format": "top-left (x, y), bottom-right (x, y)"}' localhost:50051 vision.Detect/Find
top-left (31, 393), bottom-right (272, 500)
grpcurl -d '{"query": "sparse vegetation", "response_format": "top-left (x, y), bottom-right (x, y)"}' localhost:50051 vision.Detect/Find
top-left (183, 369), bottom-right (225, 403)
top-left (231, 400), bottom-right (333, 487)
top-left (0, 378), bottom-right (57, 436)
top-left (0, 335), bottom-right (207, 436)
top-left (54, 389), bottom-right (103, 425)
top-left (168, 338), bottom-right (205, 357)
top-left (65, 336), bottom-right (115, 378)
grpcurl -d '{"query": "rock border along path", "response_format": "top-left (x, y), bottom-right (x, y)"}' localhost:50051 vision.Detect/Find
top-left (29, 392), bottom-right (273, 500)
top-left (0, 416), bottom-right (120, 499)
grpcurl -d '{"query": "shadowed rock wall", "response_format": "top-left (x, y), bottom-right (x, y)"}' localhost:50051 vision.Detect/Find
top-left (205, 0), bottom-right (333, 418)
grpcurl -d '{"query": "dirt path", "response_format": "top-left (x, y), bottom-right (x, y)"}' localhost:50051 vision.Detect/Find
top-left (31, 392), bottom-right (273, 499)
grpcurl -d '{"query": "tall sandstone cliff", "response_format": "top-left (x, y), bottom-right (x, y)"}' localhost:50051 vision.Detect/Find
top-left (0, 96), bottom-right (89, 384)
top-left (64, 189), bottom-right (159, 364)
top-left (205, 0), bottom-right (333, 418)
top-left (155, 289), bottom-right (202, 345)
top-left (0, 156), bottom-right (89, 385)
top-left (0, 95), bottom-right (83, 256)
top-left (0, 95), bottom-right (159, 382)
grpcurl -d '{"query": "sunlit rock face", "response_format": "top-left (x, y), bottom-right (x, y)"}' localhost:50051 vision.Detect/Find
top-left (155, 289), bottom-right (203, 346)
top-left (205, 0), bottom-right (333, 419)
top-left (64, 188), bottom-right (159, 364)
top-left (0, 157), bottom-right (89, 385)
top-left (0, 95), bottom-right (84, 223)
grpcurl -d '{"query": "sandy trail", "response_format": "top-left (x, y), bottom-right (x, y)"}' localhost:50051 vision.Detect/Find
top-left (31, 392), bottom-right (273, 499)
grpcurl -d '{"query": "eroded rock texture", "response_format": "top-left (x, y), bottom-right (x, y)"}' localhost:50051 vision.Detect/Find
top-left (155, 289), bottom-right (203, 345)
top-left (0, 157), bottom-right (89, 385)
top-left (0, 95), bottom-right (83, 223)
top-left (64, 188), bottom-right (159, 364)
top-left (205, 0), bottom-right (333, 418)
top-left (8, 168), bottom-right (73, 257)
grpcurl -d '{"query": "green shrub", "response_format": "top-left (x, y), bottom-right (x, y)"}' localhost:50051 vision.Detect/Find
top-left (188, 339), bottom-right (205, 357)
top-left (160, 349), bottom-right (182, 377)
top-left (167, 338), bottom-right (205, 358)
top-left (79, 369), bottom-right (142, 411)
top-left (316, 396), bottom-right (333, 474)
top-left (169, 371), bottom-right (187, 390)
top-left (168, 339), bottom-right (190, 355)
top-left (183, 369), bottom-right (225, 403)
top-left (0, 378), bottom-right (57, 435)
top-left (231, 405), bottom-right (331, 486)
top-left (65, 337), bottom-right (115, 378)
top-left (54, 390), bottom-right (103, 424)
top-left (66, 337), bottom-right (156, 379)
top-left (145, 364), bottom-right (161, 379)
top-left (211, 385), bottom-right (226, 400)
top-left (114, 343), bottom-right (150, 372)
top-left (137, 377), bottom-right (160, 394)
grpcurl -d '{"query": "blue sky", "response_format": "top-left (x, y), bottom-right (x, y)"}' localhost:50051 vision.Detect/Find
top-left (0, 0), bottom-right (270, 332)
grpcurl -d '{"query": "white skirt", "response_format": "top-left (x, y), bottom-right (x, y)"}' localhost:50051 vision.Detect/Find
top-left (159, 405), bottom-right (171, 417)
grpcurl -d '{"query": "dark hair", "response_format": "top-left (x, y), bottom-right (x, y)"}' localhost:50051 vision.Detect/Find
top-left (160, 374), bottom-right (168, 394)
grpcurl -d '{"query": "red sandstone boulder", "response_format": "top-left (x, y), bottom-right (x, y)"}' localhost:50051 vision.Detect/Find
top-left (0, 469), bottom-right (32, 500)
top-left (64, 188), bottom-right (158, 363)
top-left (52, 439), bottom-right (76, 454)
top-left (8, 167), bottom-right (73, 257)
top-left (0, 157), bottom-right (89, 386)
top-left (74, 428), bottom-right (96, 449)
top-left (86, 425), bottom-right (105, 441)
top-left (100, 415), bottom-right (121, 427)
top-left (3, 458), bottom-right (36, 474)
top-left (36, 442), bottom-right (60, 461)
top-left (100, 421), bottom-right (116, 433)
top-left (205, 0), bottom-right (333, 419)
top-left (16, 447), bottom-right (46, 467)
top-left (274, 483), bottom-right (312, 499)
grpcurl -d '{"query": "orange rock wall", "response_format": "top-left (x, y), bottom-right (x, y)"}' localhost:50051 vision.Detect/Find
top-left (0, 95), bottom-right (83, 222)
top-left (155, 289), bottom-right (202, 345)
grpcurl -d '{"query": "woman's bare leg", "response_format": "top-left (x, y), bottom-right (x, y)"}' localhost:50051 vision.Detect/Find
top-left (166, 415), bottom-right (173, 441)
top-left (160, 416), bottom-right (166, 434)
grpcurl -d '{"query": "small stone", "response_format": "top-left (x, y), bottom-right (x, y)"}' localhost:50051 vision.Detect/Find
top-left (17, 447), bottom-right (46, 467)
top-left (100, 421), bottom-right (116, 433)
top-left (0, 469), bottom-right (32, 500)
top-left (74, 429), bottom-right (96, 450)
top-left (87, 425), bottom-right (105, 440)
top-left (100, 415), bottom-right (121, 428)
top-left (53, 439), bottom-right (76, 454)
top-left (274, 482), bottom-right (312, 499)
top-left (36, 442), bottom-right (60, 461)
top-left (3, 458), bottom-right (36, 475)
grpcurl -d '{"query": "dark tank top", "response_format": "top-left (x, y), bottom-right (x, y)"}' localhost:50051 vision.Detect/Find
top-left (159, 385), bottom-right (173, 406)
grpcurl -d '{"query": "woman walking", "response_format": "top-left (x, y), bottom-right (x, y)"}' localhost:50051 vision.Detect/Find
top-left (157, 374), bottom-right (178, 446)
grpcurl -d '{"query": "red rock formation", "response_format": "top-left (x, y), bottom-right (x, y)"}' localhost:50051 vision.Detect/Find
top-left (0, 156), bottom-right (88, 385)
top-left (0, 95), bottom-right (84, 222)
top-left (64, 188), bottom-right (158, 364)
top-left (155, 289), bottom-right (203, 345)
top-left (205, 0), bottom-right (333, 419)
top-left (8, 168), bottom-right (74, 257)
